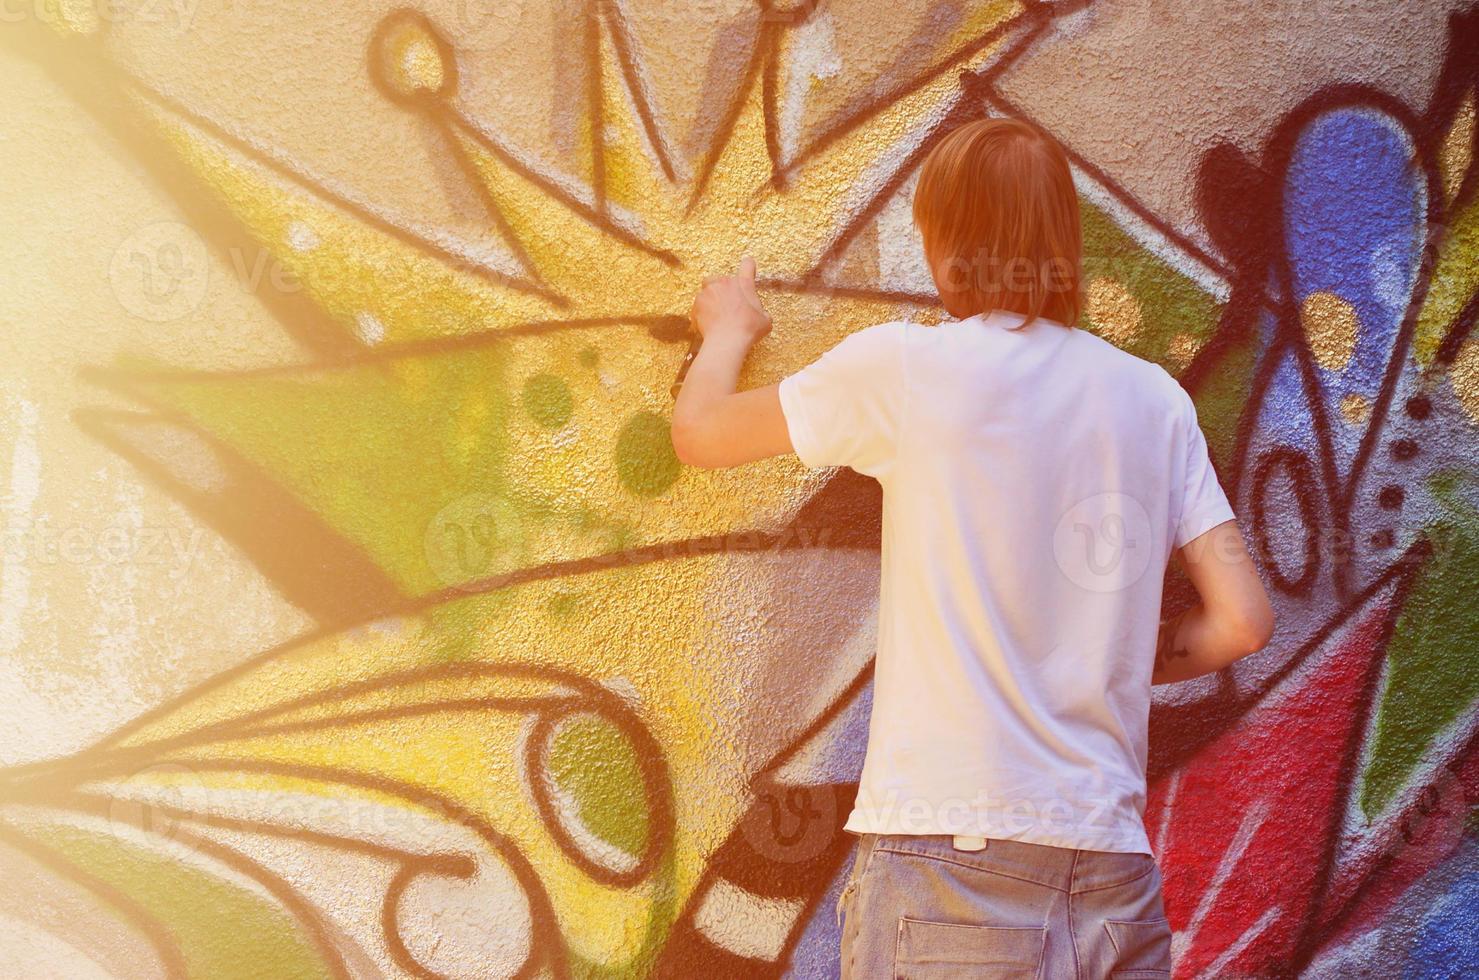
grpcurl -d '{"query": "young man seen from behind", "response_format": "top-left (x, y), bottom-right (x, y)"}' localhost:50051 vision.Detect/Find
top-left (670, 117), bottom-right (1274, 978)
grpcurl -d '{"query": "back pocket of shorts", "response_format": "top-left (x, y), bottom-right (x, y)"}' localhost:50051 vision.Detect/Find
top-left (1103, 916), bottom-right (1172, 978)
top-left (895, 917), bottom-right (1047, 979)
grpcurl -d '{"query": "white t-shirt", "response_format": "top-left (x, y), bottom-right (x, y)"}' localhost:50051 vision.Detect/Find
top-left (778, 309), bottom-right (1235, 854)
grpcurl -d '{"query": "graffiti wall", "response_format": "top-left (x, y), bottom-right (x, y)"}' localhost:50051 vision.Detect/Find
top-left (1, 0), bottom-right (1476, 976)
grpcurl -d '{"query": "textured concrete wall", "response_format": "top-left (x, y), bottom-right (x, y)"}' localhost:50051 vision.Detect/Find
top-left (1, 1), bottom-right (1476, 977)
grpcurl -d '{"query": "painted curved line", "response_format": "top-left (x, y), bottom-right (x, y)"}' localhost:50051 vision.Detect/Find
top-left (684, 20), bottom-right (770, 215)
top-left (17, 700), bottom-right (567, 797)
top-left (599, 0), bottom-right (678, 183)
top-left (1148, 535), bottom-right (1433, 783)
top-left (1257, 88), bottom-right (1436, 530)
top-left (144, 689), bottom-right (679, 885)
top-left (48, 786), bottom-right (561, 979)
top-left (0, 822), bottom-right (189, 980)
top-left (1186, 57), bottom-right (1476, 602)
top-left (416, 523), bottom-right (878, 610)
top-left (7, 663), bottom-right (641, 785)
top-left (525, 703), bottom-right (671, 887)
top-left (5, 662), bottom-right (677, 904)
top-left (1170, 82), bottom-right (1451, 605)
top-left (19, 0), bottom-right (975, 761)
top-left (8, 5), bottom-right (1467, 975)
top-left (58, 790), bottom-right (434, 867)
top-left (772, 0), bottom-right (1057, 185)
top-left (123, 48), bottom-right (567, 310)
top-left (380, 854), bottom-right (517, 980)
top-left (151, 837), bottom-right (348, 979)
top-left (94, 758), bottom-right (572, 980)
top-left (58, 788), bottom-right (524, 980)
top-left (430, 102), bottom-right (682, 269)
top-left (1250, 446), bottom-right (1323, 596)
top-left (53, 755), bottom-right (659, 977)
top-left (79, 315), bottom-right (692, 391)
top-left (0, 528), bottom-right (875, 784)
top-left (49, 546), bottom-right (1431, 980)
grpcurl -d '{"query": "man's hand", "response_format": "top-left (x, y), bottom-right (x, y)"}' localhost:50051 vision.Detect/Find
top-left (670, 256), bottom-right (793, 469)
top-left (690, 256), bottom-right (772, 348)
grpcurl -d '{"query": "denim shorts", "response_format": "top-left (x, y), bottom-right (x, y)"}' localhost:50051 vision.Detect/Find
top-left (836, 833), bottom-right (1172, 979)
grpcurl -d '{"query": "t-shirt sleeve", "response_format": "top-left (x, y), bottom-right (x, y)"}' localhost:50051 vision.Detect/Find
top-left (777, 321), bottom-right (909, 479)
top-left (1173, 382), bottom-right (1237, 549)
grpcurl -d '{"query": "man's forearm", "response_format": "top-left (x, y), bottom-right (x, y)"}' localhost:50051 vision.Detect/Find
top-left (1151, 604), bottom-right (1253, 685)
top-left (1153, 522), bottom-right (1276, 684)
top-left (670, 333), bottom-right (793, 468)
top-left (673, 333), bottom-right (752, 424)
top-left (671, 257), bottom-right (798, 469)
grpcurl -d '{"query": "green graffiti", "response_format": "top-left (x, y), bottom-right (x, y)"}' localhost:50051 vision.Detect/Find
top-left (615, 412), bottom-right (680, 497)
top-left (523, 372), bottom-right (574, 429)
